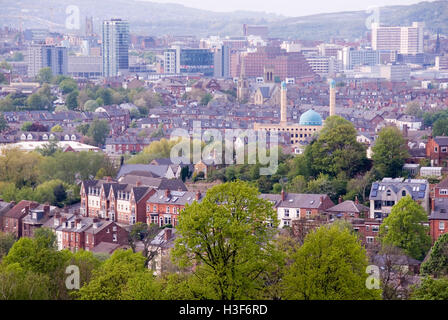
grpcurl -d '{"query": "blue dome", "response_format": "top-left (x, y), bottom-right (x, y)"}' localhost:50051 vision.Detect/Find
top-left (299, 109), bottom-right (323, 126)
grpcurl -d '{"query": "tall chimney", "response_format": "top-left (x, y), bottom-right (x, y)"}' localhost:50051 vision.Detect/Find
top-left (432, 197), bottom-right (435, 212)
top-left (165, 189), bottom-right (170, 197)
top-left (280, 81), bottom-right (287, 124)
top-left (164, 228), bottom-right (172, 241)
top-left (136, 180), bottom-right (142, 187)
top-left (338, 196), bottom-right (342, 204)
top-left (281, 189), bottom-right (286, 201)
top-left (329, 79), bottom-right (336, 117)
top-left (195, 191), bottom-right (201, 201)
top-left (355, 195), bottom-right (359, 205)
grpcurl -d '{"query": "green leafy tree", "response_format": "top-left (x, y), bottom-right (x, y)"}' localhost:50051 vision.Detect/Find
top-left (433, 117), bottom-right (448, 137)
top-left (87, 119), bottom-right (110, 147)
top-left (76, 249), bottom-right (147, 300)
top-left (0, 232), bottom-right (16, 259)
top-left (84, 99), bottom-right (99, 112)
top-left (59, 78), bottom-right (78, 94)
top-left (172, 181), bottom-right (279, 300)
top-left (36, 139), bottom-right (61, 157)
top-left (51, 125), bottom-right (63, 132)
top-left (420, 233), bottom-right (448, 276)
top-left (37, 67), bottom-right (53, 84)
top-left (307, 116), bottom-right (368, 178)
top-left (0, 113), bottom-right (8, 132)
top-left (379, 196), bottom-right (431, 260)
top-left (411, 276), bottom-right (448, 300)
top-left (372, 126), bottom-right (409, 178)
top-left (282, 222), bottom-right (381, 300)
top-left (66, 91), bottom-right (79, 110)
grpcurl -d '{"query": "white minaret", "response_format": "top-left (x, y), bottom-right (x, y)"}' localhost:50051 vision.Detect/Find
top-left (280, 81), bottom-right (287, 124)
top-left (329, 79), bottom-right (336, 117)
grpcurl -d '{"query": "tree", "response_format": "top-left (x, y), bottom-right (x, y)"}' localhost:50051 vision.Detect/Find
top-left (200, 93), bottom-right (213, 106)
top-left (0, 113), bottom-right (8, 132)
top-left (282, 222), bottom-right (381, 300)
top-left (0, 232), bottom-right (16, 259)
top-left (411, 276), bottom-right (448, 300)
top-left (128, 223), bottom-right (164, 268)
top-left (51, 125), bottom-right (63, 132)
top-left (76, 249), bottom-right (147, 300)
top-left (87, 119), bottom-right (110, 147)
top-left (307, 116), bottom-right (368, 179)
top-left (66, 91), bottom-right (79, 110)
top-left (0, 148), bottom-right (42, 188)
top-left (26, 93), bottom-right (49, 110)
top-left (76, 123), bottom-right (90, 136)
top-left (59, 78), bottom-right (78, 94)
top-left (420, 233), bottom-right (448, 277)
top-left (172, 181), bottom-right (279, 300)
top-left (36, 139), bottom-right (61, 157)
top-left (83, 100), bottom-right (99, 112)
top-left (37, 67), bottom-right (53, 84)
top-left (379, 196), bottom-right (431, 261)
top-left (405, 101), bottom-right (423, 118)
top-left (433, 117), bottom-right (448, 137)
top-left (372, 126), bottom-right (409, 178)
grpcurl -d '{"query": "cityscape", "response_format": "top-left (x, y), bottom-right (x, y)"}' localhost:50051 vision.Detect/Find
top-left (1, 0), bottom-right (448, 305)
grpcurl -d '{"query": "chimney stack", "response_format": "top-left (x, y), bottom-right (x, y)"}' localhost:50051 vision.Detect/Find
top-left (329, 79), bottom-right (336, 117)
top-left (338, 196), bottom-right (342, 204)
top-left (136, 180), bottom-right (142, 187)
top-left (432, 197), bottom-right (435, 212)
top-left (280, 81), bottom-right (287, 124)
top-left (355, 195), bottom-right (359, 205)
top-left (281, 189), bottom-right (286, 201)
top-left (195, 191), bottom-right (201, 201)
top-left (164, 228), bottom-right (172, 241)
top-left (165, 189), bottom-right (170, 197)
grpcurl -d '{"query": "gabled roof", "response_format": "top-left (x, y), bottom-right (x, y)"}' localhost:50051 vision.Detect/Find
top-left (4, 200), bottom-right (39, 219)
top-left (434, 136), bottom-right (448, 146)
top-left (326, 200), bottom-right (369, 213)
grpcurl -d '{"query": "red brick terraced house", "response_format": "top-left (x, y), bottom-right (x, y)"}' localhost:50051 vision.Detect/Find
top-left (429, 177), bottom-right (448, 242)
top-left (1, 200), bottom-right (40, 238)
top-left (426, 136), bottom-right (448, 167)
top-left (146, 189), bottom-right (204, 227)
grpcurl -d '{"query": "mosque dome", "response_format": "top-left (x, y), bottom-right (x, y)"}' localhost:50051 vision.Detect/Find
top-left (299, 109), bottom-right (323, 126)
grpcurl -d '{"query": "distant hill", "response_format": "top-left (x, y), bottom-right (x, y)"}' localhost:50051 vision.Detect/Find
top-left (269, 0), bottom-right (448, 40)
top-left (1, 0), bottom-right (447, 40)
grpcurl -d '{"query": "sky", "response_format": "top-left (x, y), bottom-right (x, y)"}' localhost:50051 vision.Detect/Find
top-left (140, 0), bottom-right (437, 17)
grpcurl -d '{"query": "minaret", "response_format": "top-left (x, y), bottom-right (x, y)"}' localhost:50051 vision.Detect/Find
top-left (237, 55), bottom-right (249, 103)
top-left (280, 81), bottom-right (287, 124)
top-left (329, 79), bottom-right (336, 117)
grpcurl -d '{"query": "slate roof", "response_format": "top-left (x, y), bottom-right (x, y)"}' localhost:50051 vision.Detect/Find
top-left (4, 200), bottom-right (39, 219)
top-left (147, 190), bottom-right (203, 206)
top-left (434, 136), bottom-right (448, 146)
top-left (326, 200), bottom-right (369, 213)
top-left (369, 178), bottom-right (429, 201)
top-left (260, 193), bottom-right (333, 209)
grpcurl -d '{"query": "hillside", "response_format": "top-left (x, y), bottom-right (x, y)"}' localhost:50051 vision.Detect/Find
top-left (0, 0), bottom-right (447, 40)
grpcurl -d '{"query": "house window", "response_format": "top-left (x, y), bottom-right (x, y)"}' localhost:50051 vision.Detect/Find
top-left (151, 216), bottom-right (158, 225)
top-left (366, 237), bottom-right (374, 244)
top-left (435, 147), bottom-right (438, 152)
top-left (113, 234), bottom-right (117, 242)
top-left (440, 189), bottom-right (448, 195)
top-left (442, 147), bottom-right (447, 153)
top-left (284, 209), bottom-right (289, 217)
top-left (306, 210), bottom-right (311, 218)
top-left (366, 225), bottom-right (370, 231)
top-left (283, 220), bottom-right (290, 227)
top-left (372, 226), bottom-right (379, 232)
top-left (440, 221), bottom-right (445, 230)
top-left (164, 216), bottom-right (171, 225)
top-left (153, 205), bottom-right (157, 212)
top-left (386, 190), bottom-right (391, 196)
top-left (402, 190), bottom-right (406, 196)
top-left (166, 206), bottom-right (170, 213)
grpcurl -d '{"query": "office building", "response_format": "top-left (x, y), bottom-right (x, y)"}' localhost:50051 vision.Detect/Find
top-left (163, 47), bottom-right (214, 76)
top-left (27, 44), bottom-right (68, 78)
top-left (102, 19), bottom-right (129, 78)
top-left (371, 22), bottom-right (424, 55)
top-left (213, 45), bottom-right (230, 78)
top-left (242, 24), bottom-right (269, 38)
top-left (68, 56), bottom-right (102, 78)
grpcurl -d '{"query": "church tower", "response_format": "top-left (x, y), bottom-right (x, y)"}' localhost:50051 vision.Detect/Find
top-left (237, 55), bottom-right (249, 103)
